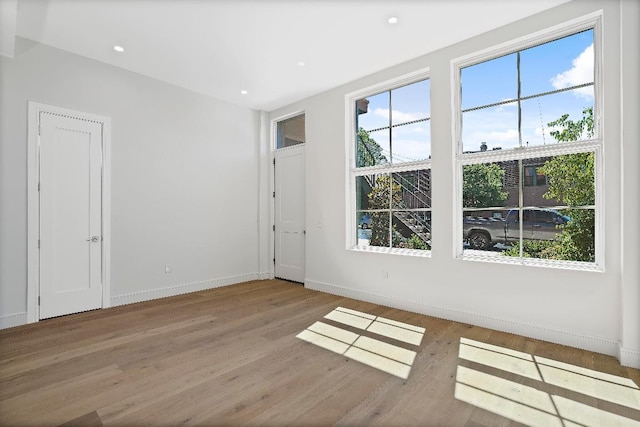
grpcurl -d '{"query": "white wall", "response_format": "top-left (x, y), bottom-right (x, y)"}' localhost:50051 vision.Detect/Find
top-left (619, 0), bottom-right (640, 368)
top-left (270, 0), bottom-right (639, 367)
top-left (0, 38), bottom-right (263, 326)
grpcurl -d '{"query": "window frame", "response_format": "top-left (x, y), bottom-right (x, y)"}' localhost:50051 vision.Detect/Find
top-left (452, 12), bottom-right (604, 271)
top-left (345, 67), bottom-right (431, 256)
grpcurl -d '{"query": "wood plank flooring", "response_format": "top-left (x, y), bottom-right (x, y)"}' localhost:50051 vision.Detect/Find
top-left (1, 279), bottom-right (639, 426)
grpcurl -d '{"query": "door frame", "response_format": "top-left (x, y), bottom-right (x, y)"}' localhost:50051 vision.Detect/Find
top-left (270, 110), bottom-right (305, 281)
top-left (27, 102), bottom-right (111, 323)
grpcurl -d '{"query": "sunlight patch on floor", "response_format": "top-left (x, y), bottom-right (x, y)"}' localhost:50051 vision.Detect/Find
top-left (296, 308), bottom-right (425, 379)
top-left (456, 337), bottom-right (640, 426)
top-left (325, 307), bottom-right (425, 346)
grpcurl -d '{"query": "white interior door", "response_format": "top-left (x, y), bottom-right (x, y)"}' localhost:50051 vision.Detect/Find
top-left (39, 112), bottom-right (103, 319)
top-left (274, 145), bottom-right (305, 283)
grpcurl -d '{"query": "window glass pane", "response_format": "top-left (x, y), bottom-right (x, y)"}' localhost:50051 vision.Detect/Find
top-left (391, 79), bottom-right (430, 125)
top-left (276, 114), bottom-right (305, 149)
top-left (392, 211), bottom-right (431, 250)
top-left (523, 159), bottom-right (551, 206)
top-left (520, 30), bottom-right (594, 98)
top-left (523, 153), bottom-right (594, 207)
top-left (463, 162), bottom-right (515, 210)
top-left (356, 91), bottom-right (389, 133)
top-left (503, 208), bottom-right (594, 262)
top-left (356, 212), bottom-right (372, 246)
top-left (520, 89), bottom-right (594, 148)
top-left (369, 211), bottom-right (391, 248)
top-left (393, 170), bottom-right (431, 209)
top-left (463, 211), bottom-right (512, 252)
top-left (356, 175), bottom-right (377, 211)
top-left (391, 121), bottom-right (431, 163)
top-left (462, 101), bottom-right (518, 152)
top-left (357, 128), bottom-right (389, 168)
top-left (461, 53), bottom-right (517, 110)
top-left (367, 174), bottom-right (393, 211)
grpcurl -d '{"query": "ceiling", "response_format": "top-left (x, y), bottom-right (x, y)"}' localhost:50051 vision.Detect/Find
top-left (3, 0), bottom-right (572, 112)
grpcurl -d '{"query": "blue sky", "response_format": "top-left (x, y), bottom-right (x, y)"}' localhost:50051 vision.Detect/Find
top-left (357, 29), bottom-right (594, 160)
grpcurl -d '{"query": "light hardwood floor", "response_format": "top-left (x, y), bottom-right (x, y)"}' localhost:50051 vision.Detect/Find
top-left (1, 279), bottom-right (639, 426)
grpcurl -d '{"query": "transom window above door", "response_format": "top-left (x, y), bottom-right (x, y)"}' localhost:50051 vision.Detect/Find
top-left (277, 114), bottom-right (305, 149)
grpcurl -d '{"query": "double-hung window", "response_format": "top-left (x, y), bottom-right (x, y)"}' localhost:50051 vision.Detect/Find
top-left (349, 73), bottom-right (431, 253)
top-left (455, 17), bottom-right (601, 267)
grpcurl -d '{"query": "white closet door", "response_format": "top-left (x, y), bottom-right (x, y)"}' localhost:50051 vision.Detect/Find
top-left (274, 145), bottom-right (305, 283)
top-left (39, 113), bottom-right (103, 319)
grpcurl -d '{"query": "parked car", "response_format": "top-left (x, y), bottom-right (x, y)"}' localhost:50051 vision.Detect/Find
top-left (463, 208), bottom-right (569, 250)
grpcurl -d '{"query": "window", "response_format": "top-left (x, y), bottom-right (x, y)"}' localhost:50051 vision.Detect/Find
top-left (349, 76), bottom-right (431, 253)
top-left (524, 165), bottom-right (547, 187)
top-left (276, 114), bottom-right (305, 148)
top-left (456, 21), bottom-right (600, 267)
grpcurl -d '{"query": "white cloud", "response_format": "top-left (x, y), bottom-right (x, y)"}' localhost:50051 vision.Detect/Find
top-left (495, 99), bottom-right (517, 112)
top-left (550, 44), bottom-right (594, 100)
top-left (373, 108), bottom-right (426, 123)
top-left (393, 138), bottom-right (431, 162)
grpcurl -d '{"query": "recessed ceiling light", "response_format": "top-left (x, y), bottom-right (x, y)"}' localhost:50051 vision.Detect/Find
top-left (388, 16), bottom-right (398, 24)
top-left (297, 61), bottom-right (305, 67)
top-left (113, 45), bottom-right (125, 53)
top-left (240, 90), bottom-right (248, 95)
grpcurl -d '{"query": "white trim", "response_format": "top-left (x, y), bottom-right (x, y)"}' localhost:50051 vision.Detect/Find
top-left (618, 346), bottom-right (640, 369)
top-left (111, 273), bottom-right (261, 307)
top-left (258, 272), bottom-right (274, 281)
top-left (456, 140), bottom-right (601, 165)
top-left (27, 102), bottom-right (112, 323)
top-left (273, 142), bottom-right (306, 154)
top-left (349, 246), bottom-right (430, 258)
top-left (0, 312), bottom-right (28, 330)
top-left (451, 13), bottom-right (603, 269)
top-left (459, 251), bottom-right (603, 272)
top-left (258, 111), bottom-right (271, 280)
top-left (305, 278), bottom-right (621, 361)
top-left (344, 67), bottom-right (431, 251)
top-left (352, 159), bottom-right (431, 175)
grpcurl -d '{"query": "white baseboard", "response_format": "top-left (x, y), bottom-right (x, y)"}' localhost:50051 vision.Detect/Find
top-left (111, 273), bottom-right (263, 307)
top-left (0, 312), bottom-right (28, 330)
top-left (619, 345), bottom-right (640, 369)
top-left (305, 279), bottom-right (621, 361)
top-left (258, 272), bottom-right (274, 280)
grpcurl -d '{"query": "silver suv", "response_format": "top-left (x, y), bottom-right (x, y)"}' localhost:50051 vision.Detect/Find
top-left (464, 208), bottom-right (569, 250)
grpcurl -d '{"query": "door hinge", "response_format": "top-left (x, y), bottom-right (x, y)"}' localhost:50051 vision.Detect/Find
top-left (273, 158), bottom-right (275, 165)
top-left (38, 124), bottom-right (41, 136)
top-left (273, 225), bottom-right (275, 231)
top-left (37, 182), bottom-right (40, 192)
top-left (273, 258), bottom-right (276, 264)
top-left (272, 191), bottom-right (275, 198)
top-left (38, 296), bottom-right (40, 306)
top-left (38, 239), bottom-right (40, 249)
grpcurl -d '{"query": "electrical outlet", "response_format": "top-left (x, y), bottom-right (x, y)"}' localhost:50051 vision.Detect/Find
top-left (165, 264), bottom-right (171, 274)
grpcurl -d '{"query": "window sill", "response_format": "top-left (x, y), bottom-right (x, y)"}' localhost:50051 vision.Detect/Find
top-left (350, 245), bottom-right (431, 258)
top-left (459, 250), bottom-right (603, 272)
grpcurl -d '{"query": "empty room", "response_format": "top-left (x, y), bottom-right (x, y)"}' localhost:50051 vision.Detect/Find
top-left (1, 0), bottom-right (639, 425)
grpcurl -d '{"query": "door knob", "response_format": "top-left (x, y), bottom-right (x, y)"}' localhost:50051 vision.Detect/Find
top-left (86, 236), bottom-right (101, 242)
